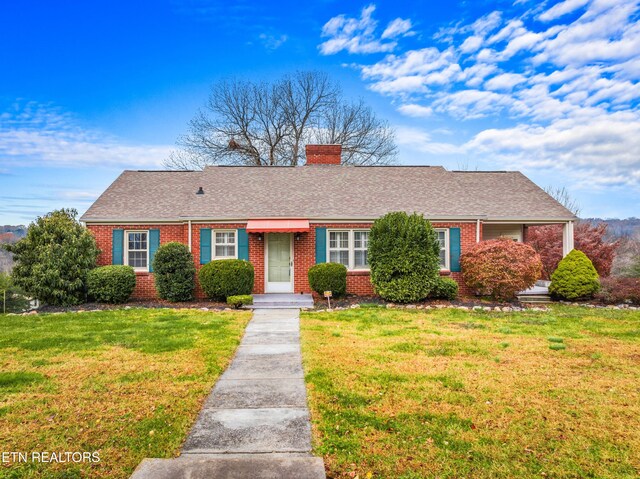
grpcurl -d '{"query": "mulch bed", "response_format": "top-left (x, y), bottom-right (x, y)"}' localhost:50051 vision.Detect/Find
top-left (39, 299), bottom-right (229, 313)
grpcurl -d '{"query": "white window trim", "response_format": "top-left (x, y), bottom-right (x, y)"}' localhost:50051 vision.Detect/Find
top-left (124, 230), bottom-right (149, 272)
top-left (435, 228), bottom-right (450, 271)
top-left (212, 229), bottom-right (238, 260)
top-left (327, 229), bottom-right (370, 271)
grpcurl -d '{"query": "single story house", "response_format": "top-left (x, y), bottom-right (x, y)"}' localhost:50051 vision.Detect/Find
top-left (81, 145), bottom-right (577, 299)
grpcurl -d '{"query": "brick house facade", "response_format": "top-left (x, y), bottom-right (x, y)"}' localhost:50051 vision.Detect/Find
top-left (82, 145), bottom-right (576, 300)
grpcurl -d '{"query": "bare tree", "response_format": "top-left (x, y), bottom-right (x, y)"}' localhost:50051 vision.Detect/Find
top-left (544, 186), bottom-right (581, 217)
top-left (165, 71), bottom-right (397, 168)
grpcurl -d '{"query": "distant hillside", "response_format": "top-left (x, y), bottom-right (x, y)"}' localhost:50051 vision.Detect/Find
top-left (0, 225), bottom-right (26, 273)
top-left (583, 218), bottom-right (640, 239)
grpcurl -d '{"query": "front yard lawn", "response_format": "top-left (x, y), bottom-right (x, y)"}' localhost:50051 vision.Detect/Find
top-left (301, 306), bottom-right (640, 478)
top-left (0, 308), bottom-right (250, 478)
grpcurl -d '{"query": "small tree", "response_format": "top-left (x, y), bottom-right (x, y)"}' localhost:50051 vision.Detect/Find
top-left (549, 249), bottom-right (600, 300)
top-left (369, 212), bottom-right (440, 303)
top-left (0, 273), bottom-right (29, 313)
top-left (4, 209), bottom-right (98, 306)
top-left (152, 242), bottom-right (196, 302)
top-left (461, 239), bottom-right (542, 301)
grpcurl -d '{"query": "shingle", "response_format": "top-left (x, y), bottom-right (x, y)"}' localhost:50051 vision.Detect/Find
top-left (80, 166), bottom-right (576, 222)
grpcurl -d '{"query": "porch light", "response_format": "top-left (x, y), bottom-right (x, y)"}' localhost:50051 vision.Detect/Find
top-left (295, 233), bottom-right (301, 241)
top-left (196, 187), bottom-right (204, 195)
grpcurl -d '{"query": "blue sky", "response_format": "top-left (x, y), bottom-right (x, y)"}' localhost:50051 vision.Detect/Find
top-left (1, 0), bottom-right (639, 224)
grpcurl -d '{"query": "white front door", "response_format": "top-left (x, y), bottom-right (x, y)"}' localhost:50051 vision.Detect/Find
top-left (265, 233), bottom-right (293, 293)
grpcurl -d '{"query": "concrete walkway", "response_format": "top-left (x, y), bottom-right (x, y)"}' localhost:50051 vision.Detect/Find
top-left (130, 308), bottom-right (325, 479)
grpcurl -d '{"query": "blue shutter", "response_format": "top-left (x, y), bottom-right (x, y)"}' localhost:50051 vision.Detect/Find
top-left (237, 228), bottom-right (249, 261)
top-left (112, 229), bottom-right (124, 265)
top-left (315, 227), bottom-right (327, 263)
top-left (148, 229), bottom-right (160, 272)
top-left (200, 228), bottom-right (211, 264)
top-left (449, 227), bottom-right (461, 272)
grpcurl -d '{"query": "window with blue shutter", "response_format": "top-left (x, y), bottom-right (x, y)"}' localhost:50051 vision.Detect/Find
top-left (237, 228), bottom-right (249, 261)
top-left (200, 228), bottom-right (211, 264)
top-left (449, 227), bottom-right (461, 272)
top-left (148, 229), bottom-right (160, 272)
top-left (112, 229), bottom-right (124, 265)
top-left (315, 227), bottom-right (327, 263)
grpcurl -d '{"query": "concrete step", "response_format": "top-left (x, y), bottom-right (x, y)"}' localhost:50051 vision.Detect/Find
top-left (130, 455), bottom-right (326, 479)
top-left (245, 303), bottom-right (313, 309)
top-left (518, 295), bottom-right (553, 303)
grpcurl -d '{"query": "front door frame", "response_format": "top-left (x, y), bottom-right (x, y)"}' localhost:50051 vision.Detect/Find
top-left (264, 233), bottom-right (294, 293)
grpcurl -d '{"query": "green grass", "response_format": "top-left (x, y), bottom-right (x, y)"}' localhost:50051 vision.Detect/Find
top-left (301, 305), bottom-right (640, 479)
top-left (0, 308), bottom-right (250, 479)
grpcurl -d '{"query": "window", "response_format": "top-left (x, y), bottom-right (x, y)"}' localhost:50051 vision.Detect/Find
top-left (435, 228), bottom-right (449, 270)
top-left (329, 231), bottom-right (349, 267)
top-left (354, 230), bottom-right (369, 268)
top-left (328, 229), bottom-right (370, 270)
top-left (213, 230), bottom-right (237, 259)
top-left (125, 231), bottom-right (148, 271)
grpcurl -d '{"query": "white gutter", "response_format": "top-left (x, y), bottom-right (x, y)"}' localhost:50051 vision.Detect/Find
top-left (188, 220), bottom-right (192, 252)
top-left (476, 219), bottom-right (481, 243)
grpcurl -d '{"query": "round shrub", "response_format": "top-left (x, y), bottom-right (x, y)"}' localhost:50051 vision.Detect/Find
top-left (369, 212), bottom-right (441, 303)
top-left (152, 242), bottom-right (196, 302)
top-left (308, 263), bottom-right (347, 297)
top-left (227, 295), bottom-right (253, 309)
top-left (87, 265), bottom-right (136, 304)
top-left (549, 249), bottom-right (599, 300)
top-left (198, 259), bottom-right (254, 301)
top-left (429, 276), bottom-right (459, 300)
top-left (461, 239), bottom-right (542, 301)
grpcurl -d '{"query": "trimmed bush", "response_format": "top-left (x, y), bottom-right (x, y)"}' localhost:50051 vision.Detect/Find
top-left (87, 265), bottom-right (136, 304)
top-left (227, 295), bottom-right (253, 308)
top-left (549, 249), bottom-right (600, 300)
top-left (308, 263), bottom-right (347, 297)
top-left (199, 259), bottom-right (254, 301)
top-left (369, 212), bottom-right (441, 303)
top-left (429, 276), bottom-right (459, 300)
top-left (461, 239), bottom-right (542, 301)
top-left (152, 242), bottom-right (196, 302)
top-left (596, 277), bottom-right (640, 304)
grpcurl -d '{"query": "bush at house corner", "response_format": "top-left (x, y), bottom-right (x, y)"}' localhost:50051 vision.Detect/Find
top-left (152, 242), bottom-right (196, 302)
top-left (198, 259), bottom-right (254, 301)
top-left (3, 209), bottom-right (98, 306)
top-left (461, 239), bottom-right (542, 301)
top-left (308, 263), bottom-right (347, 297)
top-left (87, 265), bottom-right (136, 304)
top-left (369, 212), bottom-right (441, 303)
top-left (549, 249), bottom-right (600, 300)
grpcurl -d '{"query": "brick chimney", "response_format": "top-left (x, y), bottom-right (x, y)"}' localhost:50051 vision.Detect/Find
top-left (305, 144), bottom-right (342, 165)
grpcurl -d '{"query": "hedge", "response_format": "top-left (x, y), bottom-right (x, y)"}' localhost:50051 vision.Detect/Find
top-left (87, 265), bottom-right (136, 304)
top-left (199, 259), bottom-right (254, 300)
top-left (308, 263), bottom-right (347, 297)
top-left (152, 242), bottom-right (196, 302)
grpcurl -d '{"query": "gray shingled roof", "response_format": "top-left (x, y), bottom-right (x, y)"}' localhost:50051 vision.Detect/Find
top-left (81, 165), bottom-right (576, 222)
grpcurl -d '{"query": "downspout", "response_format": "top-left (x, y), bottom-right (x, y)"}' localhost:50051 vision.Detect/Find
top-left (188, 220), bottom-right (192, 252)
top-left (476, 219), bottom-right (481, 243)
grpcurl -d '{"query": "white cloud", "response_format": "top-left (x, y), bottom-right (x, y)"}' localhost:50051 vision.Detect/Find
top-left (319, 4), bottom-right (408, 55)
top-left (538, 0), bottom-right (589, 22)
top-left (397, 104), bottom-right (433, 117)
top-left (325, 0), bottom-right (640, 191)
top-left (0, 101), bottom-right (172, 168)
top-left (484, 73), bottom-right (526, 91)
top-left (259, 33), bottom-right (288, 50)
top-left (381, 18), bottom-right (413, 39)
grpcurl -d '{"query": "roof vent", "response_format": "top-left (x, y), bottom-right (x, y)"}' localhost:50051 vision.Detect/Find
top-left (196, 187), bottom-right (204, 195)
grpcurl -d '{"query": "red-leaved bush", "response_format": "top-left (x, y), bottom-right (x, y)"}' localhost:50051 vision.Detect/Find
top-left (461, 239), bottom-right (542, 301)
top-left (526, 222), bottom-right (619, 279)
top-left (595, 277), bottom-right (640, 305)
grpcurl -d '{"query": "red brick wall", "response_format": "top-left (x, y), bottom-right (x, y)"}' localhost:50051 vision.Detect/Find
top-left (87, 220), bottom-right (480, 300)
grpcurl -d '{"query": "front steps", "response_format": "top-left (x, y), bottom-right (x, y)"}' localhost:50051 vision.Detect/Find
top-left (247, 294), bottom-right (314, 309)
